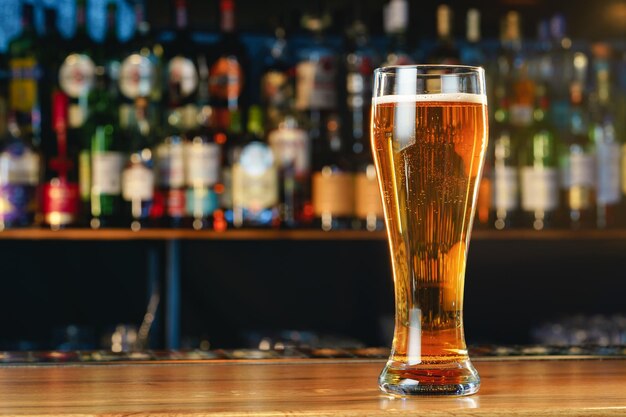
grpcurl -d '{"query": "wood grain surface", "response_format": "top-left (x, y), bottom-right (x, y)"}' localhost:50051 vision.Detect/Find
top-left (0, 359), bottom-right (624, 416)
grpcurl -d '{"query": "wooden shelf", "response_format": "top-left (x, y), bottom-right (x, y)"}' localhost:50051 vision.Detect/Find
top-left (1, 227), bottom-right (626, 241)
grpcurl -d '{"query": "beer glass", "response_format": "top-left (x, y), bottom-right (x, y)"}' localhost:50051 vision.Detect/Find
top-left (371, 65), bottom-right (487, 396)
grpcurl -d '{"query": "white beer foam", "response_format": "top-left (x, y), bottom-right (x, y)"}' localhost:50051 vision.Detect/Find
top-left (373, 93), bottom-right (487, 105)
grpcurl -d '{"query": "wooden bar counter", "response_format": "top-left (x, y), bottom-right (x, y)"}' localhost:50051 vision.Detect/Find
top-left (0, 357), bottom-right (625, 416)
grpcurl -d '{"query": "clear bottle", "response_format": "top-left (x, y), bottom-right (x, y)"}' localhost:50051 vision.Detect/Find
top-left (312, 114), bottom-right (354, 231)
top-left (231, 105), bottom-right (279, 228)
top-left (0, 114), bottom-right (41, 229)
top-left (121, 98), bottom-right (155, 231)
top-left (428, 4), bottom-right (460, 64)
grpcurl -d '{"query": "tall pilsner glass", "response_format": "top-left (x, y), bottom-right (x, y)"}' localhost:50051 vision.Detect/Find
top-left (372, 65), bottom-right (487, 396)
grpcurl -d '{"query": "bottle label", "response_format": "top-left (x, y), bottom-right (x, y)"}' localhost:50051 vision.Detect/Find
top-left (209, 56), bottom-right (243, 101)
top-left (68, 103), bottom-right (87, 128)
top-left (492, 166), bottom-right (518, 210)
top-left (0, 148), bottom-right (40, 185)
top-left (119, 54), bottom-right (156, 99)
top-left (520, 167), bottom-right (558, 211)
top-left (355, 169), bottom-right (383, 219)
top-left (560, 152), bottom-right (594, 188)
top-left (186, 188), bottom-right (219, 217)
top-left (232, 143), bottom-right (278, 210)
top-left (312, 171), bottom-right (354, 217)
top-left (79, 150), bottom-right (91, 201)
top-left (59, 54), bottom-right (96, 98)
top-left (509, 104), bottom-right (533, 127)
top-left (9, 57), bottom-right (40, 112)
top-left (261, 70), bottom-right (292, 109)
top-left (267, 126), bottom-right (310, 175)
top-left (596, 142), bottom-right (620, 204)
top-left (167, 56), bottom-right (198, 102)
top-left (42, 181), bottom-right (79, 226)
top-left (0, 184), bottom-right (36, 223)
top-left (295, 55), bottom-right (337, 110)
top-left (92, 152), bottom-right (124, 195)
top-left (184, 142), bottom-right (221, 186)
top-left (155, 141), bottom-right (185, 188)
top-left (166, 188), bottom-right (186, 217)
top-left (122, 164), bottom-right (154, 201)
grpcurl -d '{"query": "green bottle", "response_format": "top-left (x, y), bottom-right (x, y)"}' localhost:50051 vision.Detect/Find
top-left (85, 71), bottom-right (124, 229)
top-left (519, 84), bottom-right (559, 230)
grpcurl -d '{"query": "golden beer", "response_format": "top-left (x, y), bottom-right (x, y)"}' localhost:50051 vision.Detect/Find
top-left (372, 93), bottom-right (487, 395)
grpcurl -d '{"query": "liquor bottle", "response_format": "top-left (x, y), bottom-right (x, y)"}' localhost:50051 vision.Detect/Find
top-left (0, 114), bottom-right (41, 229)
top-left (495, 11), bottom-right (522, 96)
top-left (261, 18), bottom-right (293, 131)
top-left (490, 93), bottom-right (518, 230)
top-left (295, 2), bottom-right (337, 146)
top-left (118, 1), bottom-right (163, 130)
top-left (8, 3), bottom-right (41, 144)
top-left (58, 0), bottom-right (96, 131)
top-left (100, 2), bottom-right (121, 99)
top-left (163, 0), bottom-right (200, 134)
top-left (121, 98), bottom-right (155, 231)
top-left (0, 50), bottom-right (7, 139)
top-left (267, 113), bottom-right (311, 228)
top-left (428, 4), bottom-right (460, 64)
top-left (154, 131), bottom-right (186, 228)
top-left (382, 0), bottom-right (414, 66)
top-left (343, 16), bottom-right (382, 231)
top-left (519, 84), bottom-right (559, 231)
top-left (548, 14), bottom-right (575, 135)
top-left (589, 43), bottom-right (620, 229)
top-left (221, 108), bottom-right (244, 226)
top-left (42, 92), bottom-right (80, 230)
top-left (183, 107), bottom-right (222, 230)
top-left (461, 9), bottom-right (485, 67)
top-left (39, 5), bottom-right (65, 155)
top-left (231, 105), bottom-right (279, 228)
top-left (312, 114), bottom-right (354, 231)
top-left (85, 71), bottom-right (124, 229)
top-left (209, 0), bottom-right (248, 130)
top-left (559, 82), bottom-right (596, 230)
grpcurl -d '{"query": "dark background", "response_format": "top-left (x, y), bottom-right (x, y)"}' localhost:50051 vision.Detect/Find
top-left (1, 236), bottom-right (625, 349)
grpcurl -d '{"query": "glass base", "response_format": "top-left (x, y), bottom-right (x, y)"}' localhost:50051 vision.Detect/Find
top-left (378, 359), bottom-right (480, 397)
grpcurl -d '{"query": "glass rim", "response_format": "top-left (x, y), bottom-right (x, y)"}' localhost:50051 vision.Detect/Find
top-left (374, 64), bottom-right (485, 76)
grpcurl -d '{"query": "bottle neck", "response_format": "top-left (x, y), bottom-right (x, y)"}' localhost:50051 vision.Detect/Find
top-left (76, 3), bottom-right (87, 33)
top-left (175, 0), bottom-right (188, 30)
top-left (105, 9), bottom-right (117, 40)
top-left (220, 0), bottom-right (235, 33)
top-left (22, 7), bottom-right (34, 31)
top-left (466, 10), bottom-right (480, 43)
